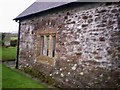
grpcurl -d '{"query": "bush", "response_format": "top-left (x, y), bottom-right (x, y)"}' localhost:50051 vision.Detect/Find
top-left (10, 40), bottom-right (17, 47)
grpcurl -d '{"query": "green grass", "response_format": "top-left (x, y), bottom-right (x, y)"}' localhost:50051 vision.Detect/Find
top-left (0, 64), bottom-right (2, 89)
top-left (0, 47), bottom-right (1, 61)
top-left (2, 65), bottom-right (48, 88)
top-left (0, 46), bottom-right (17, 61)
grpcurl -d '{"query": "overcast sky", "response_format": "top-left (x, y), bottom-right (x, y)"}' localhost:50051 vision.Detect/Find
top-left (0, 0), bottom-right (36, 33)
top-left (0, 0), bottom-right (75, 33)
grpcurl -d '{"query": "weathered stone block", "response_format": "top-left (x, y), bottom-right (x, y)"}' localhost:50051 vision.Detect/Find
top-left (111, 8), bottom-right (118, 13)
top-left (82, 15), bottom-right (88, 19)
top-left (82, 24), bottom-right (88, 27)
top-left (99, 37), bottom-right (105, 41)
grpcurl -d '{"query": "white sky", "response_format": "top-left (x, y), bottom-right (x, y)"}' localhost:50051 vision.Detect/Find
top-left (0, 0), bottom-right (36, 33)
top-left (0, 0), bottom-right (75, 33)
top-left (0, 0), bottom-right (74, 33)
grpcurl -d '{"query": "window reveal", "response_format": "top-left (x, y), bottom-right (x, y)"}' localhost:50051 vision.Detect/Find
top-left (40, 34), bottom-right (56, 57)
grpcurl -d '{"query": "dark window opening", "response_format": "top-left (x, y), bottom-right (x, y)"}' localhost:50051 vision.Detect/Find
top-left (46, 35), bottom-right (49, 56)
top-left (31, 31), bottom-right (34, 34)
top-left (41, 36), bottom-right (44, 55)
top-left (52, 36), bottom-right (56, 57)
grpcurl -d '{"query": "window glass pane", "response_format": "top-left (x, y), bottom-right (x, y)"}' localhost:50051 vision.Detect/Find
top-left (52, 36), bottom-right (56, 57)
top-left (41, 36), bottom-right (44, 55)
top-left (46, 35), bottom-right (49, 56)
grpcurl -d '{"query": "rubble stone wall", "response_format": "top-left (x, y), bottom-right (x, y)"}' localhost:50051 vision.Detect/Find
top-left (19, 3), bottom-right (120, 88)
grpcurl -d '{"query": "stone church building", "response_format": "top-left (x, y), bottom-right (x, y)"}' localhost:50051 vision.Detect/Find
top-left (14, 1), bottom-right (120, 88)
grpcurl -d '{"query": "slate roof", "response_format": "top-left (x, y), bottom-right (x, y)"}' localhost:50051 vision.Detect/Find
top-left (14, 2), bottom-right (72, 20)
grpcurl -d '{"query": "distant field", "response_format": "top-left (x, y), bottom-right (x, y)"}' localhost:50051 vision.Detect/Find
top-left (10, 37), bottom-right (17, 40)
top-left (2, 65), bottom-right (48, 88)
top-left (1, 46), bottom-right (17, 61)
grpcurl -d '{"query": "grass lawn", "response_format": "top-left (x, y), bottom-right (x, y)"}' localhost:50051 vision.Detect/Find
top-left (2, 65), bottom-right (48, 88)
top-left (0, 46), bottom-right (17, 61)
top-left (0, 64), bottom-right (2, 89)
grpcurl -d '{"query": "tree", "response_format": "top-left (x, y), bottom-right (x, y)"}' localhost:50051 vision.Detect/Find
top-left (2, 33), bottom-right (5, 46)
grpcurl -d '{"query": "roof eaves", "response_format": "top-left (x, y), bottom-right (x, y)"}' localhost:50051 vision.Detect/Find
top-left (13, 2), bottom-right (72, 21)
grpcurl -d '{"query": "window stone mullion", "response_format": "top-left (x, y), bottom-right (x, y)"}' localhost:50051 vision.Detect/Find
top-left (44, 35), bottom-right (47, 55)
top-left (49, 35), bottom-right (52, 57)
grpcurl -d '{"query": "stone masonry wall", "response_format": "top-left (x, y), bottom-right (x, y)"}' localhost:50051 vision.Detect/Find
top-left (19, 3), bottom-right (120, 88)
